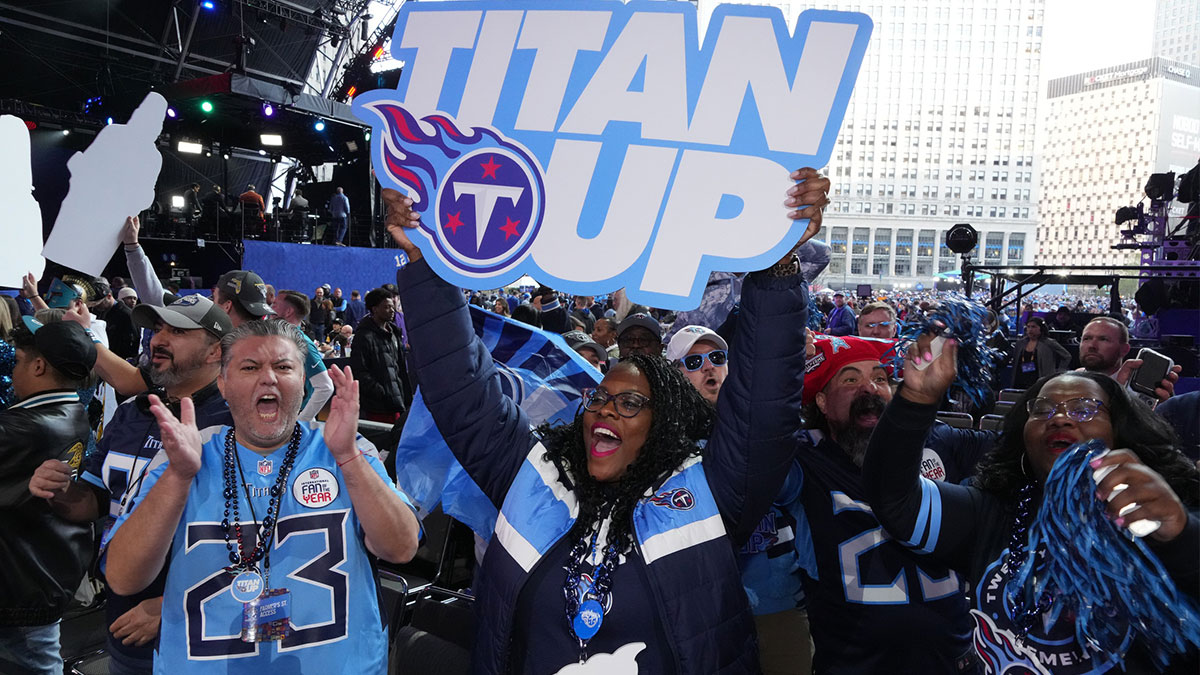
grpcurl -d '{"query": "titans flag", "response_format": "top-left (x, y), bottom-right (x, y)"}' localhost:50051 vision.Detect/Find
top-left (391, 305), bottom-right (602, 539)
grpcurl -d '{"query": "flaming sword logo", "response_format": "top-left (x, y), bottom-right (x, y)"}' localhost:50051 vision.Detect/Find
top-left (360, 102), bottom-right (545, 279)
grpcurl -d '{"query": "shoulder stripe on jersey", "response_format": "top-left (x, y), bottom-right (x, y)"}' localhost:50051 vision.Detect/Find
top-left (641, 513), bottom-right (725, 565)
top-left (831, 491), bottom-right (873, 515)
top-left (494, 511), bottom-right (540, 572)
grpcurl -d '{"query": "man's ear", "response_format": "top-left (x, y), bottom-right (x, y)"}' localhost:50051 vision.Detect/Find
top-left (31, 355), bottom-right (48, 378)
top-left (815, 390), bottom-right (827, 415)
top-left (205, 339), bottom-right (222, 366)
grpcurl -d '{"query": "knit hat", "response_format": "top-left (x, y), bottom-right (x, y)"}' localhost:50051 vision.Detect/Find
top-left (803, 335), bottom-right (896, 405)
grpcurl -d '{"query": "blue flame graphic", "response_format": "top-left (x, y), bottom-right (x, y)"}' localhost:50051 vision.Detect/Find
top-left (971, 611), bottom-right (1051, 675)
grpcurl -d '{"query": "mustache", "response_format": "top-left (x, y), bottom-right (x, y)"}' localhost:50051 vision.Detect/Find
top-left (848, 393), bottom-right (886, 418)
top-left (152, 347), bottom-right (173, 360)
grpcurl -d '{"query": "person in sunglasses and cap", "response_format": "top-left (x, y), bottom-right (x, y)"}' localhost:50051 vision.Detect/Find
top-left (665, 325), bottom-right (729, 404)
top-left (28, 295), bottom-right (233, 675)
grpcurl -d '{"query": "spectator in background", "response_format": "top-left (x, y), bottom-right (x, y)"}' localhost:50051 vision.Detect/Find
top-left (665, 325), bottom-right (728, 405)
top-left (350, 288), bottom-right (410, 424)
top-left (310, 287), bottom-right (328, 343)
top-left (615, 312), bottom-right (663, 357)
top-left (856, 301), bottom-right (897, 339)
top-left (492, 297), bottom-right (510, 317)
top-left (344, 290), bottom-right (368, 328)
top-left (89, 277), bottom-right (139, 360)
top-left (570, 295), bottom-right (595, 334)
top-left (289, 188), bottom-right (309, 214)
top-left (330, 186), bottom-right (351, 246)
top-left (331, 287), bottom-right (348, 321)
top-left (269, 290), bottom-right (336, 421)
top-left (511, 303), bottom-right (540, 328)
top-left (826, 291), bottom-right (857, 336)
top-left (1011, 316), bottom-right (1071, 389)
top-left (561, 330), bottom-right (607, 372)
top-left (238, 184), bottom-right (264, 215)
top-left (0, 295), bottom-right (19, 341)
top-left (183, 183), bottom-right (201, 222)
top-left (1049, 305), bottom-right (1077, 333)
top-left (591, 317), bottom-right (619, 359)
top-left (263, 284), bottom-right (276, 306)
top-left (117, 287), bottom-right (138, 309)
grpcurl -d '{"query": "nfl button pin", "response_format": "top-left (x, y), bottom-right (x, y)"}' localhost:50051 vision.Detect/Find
top-left (292, 467), bottom-right (340, 508)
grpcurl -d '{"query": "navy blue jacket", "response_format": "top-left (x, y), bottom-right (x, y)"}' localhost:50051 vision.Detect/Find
top-left (397, 257), bottom-right (808, 674)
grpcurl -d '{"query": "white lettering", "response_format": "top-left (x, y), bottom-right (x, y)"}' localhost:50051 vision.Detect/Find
top-left (642, 150), bottom-right (792, 298)
top-left (514, 11), bottom-right (612, 133)
top-left (689, 18), bottom-right (859, 154)
top-left (457, 11), bottom-right (523, 127)
top-left (399, 11), bottom-right (483, 111)
top-left (559, 12), bottom-right (689, 141)
top-left (532, 141), bottom-right (676, 282)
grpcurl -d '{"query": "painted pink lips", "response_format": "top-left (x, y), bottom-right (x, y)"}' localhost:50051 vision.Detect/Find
top-left (590, 423), bottom-right (622, 457)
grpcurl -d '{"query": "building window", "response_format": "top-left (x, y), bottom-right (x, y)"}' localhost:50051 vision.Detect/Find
top-left (851, 257), bottom-right (868, 275)
top-left (830, 227), bottom-right (848, 254)
top-left (917, 229), bottom-right (935, 258)
top-left (985, 232), bottom-right (1004, 261)
top-left (874, 228), bottom-right (892, 257)
top-left (1007, 233), bottom-right (1025, 262)
top-left (852, 228), bottom-right (870, 255)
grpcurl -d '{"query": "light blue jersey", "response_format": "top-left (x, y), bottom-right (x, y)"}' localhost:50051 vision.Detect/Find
top-left (112, 422), bottom-right (410, 674)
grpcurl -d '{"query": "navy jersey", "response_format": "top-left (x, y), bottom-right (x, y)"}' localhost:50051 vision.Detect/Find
top-left (792, 430), bottom-right (979, 675)
top-left (83, 381), bottom-right (231, 664)
top-left (111, 422), bottom-right (412, 674)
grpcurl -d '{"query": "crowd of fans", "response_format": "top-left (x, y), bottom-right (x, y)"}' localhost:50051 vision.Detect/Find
top-left (0, 169), bottom-right (1196, 675)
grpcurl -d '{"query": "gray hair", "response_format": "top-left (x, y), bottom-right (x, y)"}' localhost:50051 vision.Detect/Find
top-left (220, 319), bottom-right (309, 374)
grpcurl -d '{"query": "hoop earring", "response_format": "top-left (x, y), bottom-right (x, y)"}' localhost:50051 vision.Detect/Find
top-left (1020, 453), bottom-right (1032, 480)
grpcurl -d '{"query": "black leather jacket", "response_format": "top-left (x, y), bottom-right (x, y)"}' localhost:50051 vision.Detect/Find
top-left (0, 390), bottom-right (95, 627)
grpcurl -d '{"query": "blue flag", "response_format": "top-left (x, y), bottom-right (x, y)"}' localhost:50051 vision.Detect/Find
top-left (392, 305), bottom-right (602, 539)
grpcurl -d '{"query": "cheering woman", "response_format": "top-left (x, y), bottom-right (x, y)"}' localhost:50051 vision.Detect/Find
top-left (862, 337), bottom-right (1199, 674)
top-left (383, 169), bottom-right (827, 674)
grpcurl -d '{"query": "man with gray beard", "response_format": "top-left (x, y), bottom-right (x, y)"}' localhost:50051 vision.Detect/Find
top-left (773, 335), bottom-right (997, 674)
top-left (28, 295), bottom-right (233, 674)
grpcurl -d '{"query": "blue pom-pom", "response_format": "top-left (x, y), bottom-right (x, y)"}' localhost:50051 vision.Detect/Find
top-left (886, 297), bottom-right (1003, 409)
top-left (807, 295), bottom-right (824, 331)
top-left (0, 340), bottom-right (15, 409)
top-left (1009, 439), bottom-right (1200, 668)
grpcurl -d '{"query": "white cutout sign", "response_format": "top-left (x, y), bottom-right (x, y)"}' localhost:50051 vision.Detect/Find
top-left (0, 116), bottom-right (46, 288)
top-left (42, 92), bottom-right (167, 276)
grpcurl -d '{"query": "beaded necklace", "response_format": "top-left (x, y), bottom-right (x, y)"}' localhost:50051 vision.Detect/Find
top-left (561, 506), bottom-right (623, 663)
top-left (221, 424), bottom-right (301, 581)
top-left (1002, 480), bottom-right (1055, 637)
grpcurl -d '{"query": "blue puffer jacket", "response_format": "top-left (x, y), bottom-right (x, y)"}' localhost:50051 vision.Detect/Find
top-left (397, 258), bottom-right (808, 674)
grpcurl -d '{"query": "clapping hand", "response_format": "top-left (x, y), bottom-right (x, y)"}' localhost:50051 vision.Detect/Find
top-left (147, 395), bottom-right (202, 479)
top-left (324, 365), bottom-right (361, 462)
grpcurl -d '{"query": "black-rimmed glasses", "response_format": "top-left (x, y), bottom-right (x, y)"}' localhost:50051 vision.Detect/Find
top-left (581, 388), bottom-right (651, 418)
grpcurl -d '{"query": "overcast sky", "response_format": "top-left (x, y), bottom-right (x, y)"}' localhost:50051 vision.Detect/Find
top-left (1042, 0), bottom-right (1156, 80)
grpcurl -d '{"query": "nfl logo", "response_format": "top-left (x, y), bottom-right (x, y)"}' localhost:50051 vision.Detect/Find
top-left (257, 459), bottom-right (272, 476)
top-left (310, 470), bottom-right (320, 479)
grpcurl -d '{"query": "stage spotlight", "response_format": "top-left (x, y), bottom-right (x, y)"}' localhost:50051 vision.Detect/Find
top-left (61, 129), bottom-right (70, 136)
top-left (106, 117), bottom-right (114, 125)
top-left (262, 101), bottom-right (275, 117)
top-left (171, 195), bottom-right (186, 209)
top-left (200, 100), bottom-right (214, 114)
top-left (364, 130), bottom-right (371, 141)
top-left (205, 151), bottom-right (212, 157)
top-left (258, 149), bottom-right (267, 156)
top-left (222, 152), bottom-right (230, 160)
top-left (166, 107), bottom-right (177, 118)
top-left (178, 140), bottom-right (204, 154)
top-left (260, 134), bottom-right (283, 146)
top-left (201, 0), bottom-right (215, 9)
top-left (313, 119), bottom-right (326, 131)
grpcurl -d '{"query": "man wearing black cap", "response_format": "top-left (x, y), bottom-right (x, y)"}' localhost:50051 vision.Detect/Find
top-left (615, 312), bottom-right (664, 357)
top-left (1, 321), bottom-right (96, 673)
top-left (29, 295), bottom-right (234, 675)
top-left (213, 269), bottom-right (275, 324)
top-left (90, 276), bottom-right (140, 359)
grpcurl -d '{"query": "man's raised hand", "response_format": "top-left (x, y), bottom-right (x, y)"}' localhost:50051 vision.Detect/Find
top-left (382, 188), bottom-right (423, 262)
top-left (324, 365), bottom-right (361, 463)
top-left (120, 215), bottom-right (141, 247)
top-left (787, 167), bottom-right (831, 246)
top-left (147, 395), bottom-right (202, 480)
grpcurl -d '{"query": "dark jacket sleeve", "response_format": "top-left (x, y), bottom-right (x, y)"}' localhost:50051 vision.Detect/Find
top-left (538, 298), bottom-right (570, 334)
top-left (927, 423), bottom-right (999, 484)
top-left (396, 257), bottom-right (532, 507)
top-left (1147, 511), bottom-right (1200, 600)
top-left (704, 269), bottom-right (807, 546)
top-left (861, 390), bottom-right (990, 571)
top-left (1046, 338), bottom-right (1071, 372)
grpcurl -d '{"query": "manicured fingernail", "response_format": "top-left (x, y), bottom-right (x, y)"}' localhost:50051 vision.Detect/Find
top-left (924, 351), bottom-right (933, 361)
top-left (1114, 517), bottom-right (1125, 527)
top-left (784, 198), bottom-right (797, 207)
top-left (1089, 457), bottom-right (1102, 468)
top-left (788, 210), bottom-right (801, 218)
top-left (790, 170), bottom-right (801, 179)
top-left (787, 185), bottom-right (800, 195)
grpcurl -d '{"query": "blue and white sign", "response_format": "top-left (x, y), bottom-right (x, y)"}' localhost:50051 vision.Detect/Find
top-left (354, 1), bottom-right (871, 309)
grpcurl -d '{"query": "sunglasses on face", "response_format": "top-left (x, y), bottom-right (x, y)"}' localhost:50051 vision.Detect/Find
top-left (864, 321), bottom-right (894, 329)
top-left (1026, 397), bottom-right (1106, 422)
top-left (581, 387), bottom-right (651, 418)
top-left (678, 349), bottom-right (728, 372)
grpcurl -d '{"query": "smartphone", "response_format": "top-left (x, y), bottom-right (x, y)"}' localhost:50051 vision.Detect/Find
top-left (1129, 348), bottom-right (1174, 398)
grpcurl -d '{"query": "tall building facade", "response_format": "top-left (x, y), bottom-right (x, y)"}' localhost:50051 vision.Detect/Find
top-left (1153, 0), bottom-right (1200, 67)
top-left (1038, 58), bottom-right (1200, 268)
top-left (695, 0), bottom-right (1046, 289)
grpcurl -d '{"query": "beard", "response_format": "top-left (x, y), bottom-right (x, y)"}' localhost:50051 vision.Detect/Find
top-left (148, 347), bottom-right (209, 389)
top-left (830, 393), bottom-right (887, 468)
top-left (1080, 351), bottom-right (1117, 373)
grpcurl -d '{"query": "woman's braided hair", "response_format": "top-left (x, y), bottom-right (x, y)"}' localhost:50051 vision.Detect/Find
top-left (537, 352), bottom-right (716, 554)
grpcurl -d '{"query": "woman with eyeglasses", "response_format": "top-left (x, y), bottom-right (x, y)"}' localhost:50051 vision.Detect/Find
top-left (861, 338), bottom-right (1199, 674)
top-left (382, 168), bottom-right (828, 674)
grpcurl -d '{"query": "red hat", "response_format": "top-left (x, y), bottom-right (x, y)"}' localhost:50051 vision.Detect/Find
top-left (803, 335), bottom-right (897, 405)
